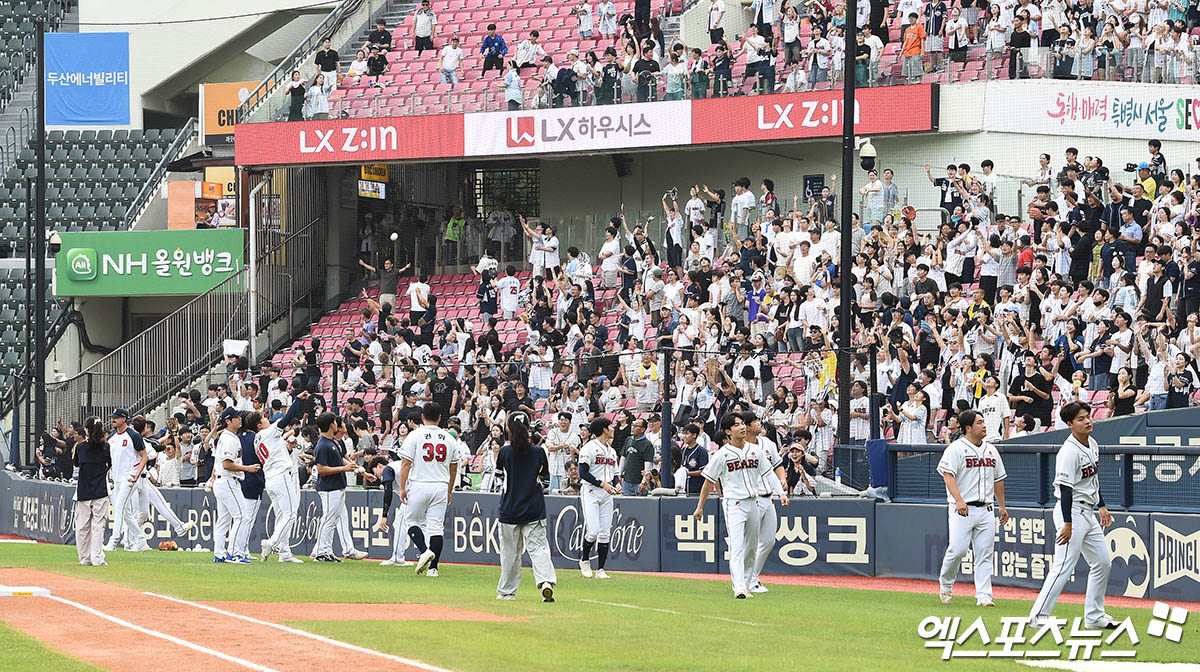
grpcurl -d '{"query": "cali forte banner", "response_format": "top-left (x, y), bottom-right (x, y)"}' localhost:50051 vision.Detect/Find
top-left (983, 80), bottom-right (1200, 141)
top-left (54, 229), bottom-right (245, 297)
top-left (234, 84), bottom-right (938, 166)
top-left (45, 32), bottom-right (131, 125)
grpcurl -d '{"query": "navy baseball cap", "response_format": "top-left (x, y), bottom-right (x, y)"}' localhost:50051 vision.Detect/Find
top-left (111, 408), bottom-right (129, 419)
top-left (219, 407), bottom-right (241, 423)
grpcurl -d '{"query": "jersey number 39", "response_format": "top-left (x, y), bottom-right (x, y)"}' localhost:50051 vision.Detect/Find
top-left (422, 443), bottom-right (448, 462)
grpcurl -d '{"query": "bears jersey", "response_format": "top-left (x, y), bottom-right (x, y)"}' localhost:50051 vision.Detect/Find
top-left (937, 436), bottom-right (1007, 504)
top-left (255, 422), bottom-right (295, 481)
top-left (578, 438), bottom-right (618, 494)
top-left (1054, 434), bottom-right (1100, 507)
top-left (702, 442), bottom-right (772, 500)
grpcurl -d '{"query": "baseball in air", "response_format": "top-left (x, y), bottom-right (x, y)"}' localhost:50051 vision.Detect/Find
top-left (390, 232), bottom-right (399, 241)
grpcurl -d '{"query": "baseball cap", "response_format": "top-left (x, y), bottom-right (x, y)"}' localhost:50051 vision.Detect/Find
top-left (111, 408), bottom-right (129, 419)
top-left (219, 407), bottom-right (241, 423)
top-left (1137, 161), bottom-right (1150, 170)
top-left (652, 267), bottom-right (662, 276)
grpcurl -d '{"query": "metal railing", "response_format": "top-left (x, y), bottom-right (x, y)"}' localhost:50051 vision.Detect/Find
top-left (236, 0), bottom-right (372, 125)
top-left (44, 207), bottom-right (330, 431)
top-left (887, 443), bottom-right (1200, 514)
top-left (124, 117), bottom-right (197, 230)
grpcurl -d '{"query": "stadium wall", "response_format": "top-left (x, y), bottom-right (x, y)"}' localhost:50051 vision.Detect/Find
top-left (4, 472), bottom-right (1197, 602)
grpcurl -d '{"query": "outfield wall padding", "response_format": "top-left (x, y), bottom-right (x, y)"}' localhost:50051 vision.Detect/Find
top-left (2, 472), bottom-right (1196, 601)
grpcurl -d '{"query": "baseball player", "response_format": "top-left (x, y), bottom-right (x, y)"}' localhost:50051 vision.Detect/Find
top-left (131, 417), bottom-right (195, 540)
top-left (233, 416), bottom-right (266, 561)
top-left (255, 392), bottom-right (308, 562)
top-left (1029, 401), bottom-right (1117, 629)
top-left (334, 418), bottom-right (370, 560)
top-left (936, 409), bottom-right (1009, 607)
top-left (397, 402), bottom-right (459, 577)
top-left (693, 413), bottom-right (783, 599)
top-left (103, 409), bottom-right (149, 553)
top-left (368, 454), bottom-right (413, 567)
top-left (313, 413), bottom-right (364, 562)
top-left (212, 408), bottom-right (260, 563)
top-left (743, 411), bottom-right (789, 594)
top-left (578, 417), bottom-right (620, 579)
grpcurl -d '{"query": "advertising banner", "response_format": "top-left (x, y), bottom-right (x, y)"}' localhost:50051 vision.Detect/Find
top-left (753, 498), bottom-right (876, 576)
top-left (1149, 513), bottom-right (1200, 602)
top-left (463, 100), bottom-right (692, 157)
top-left (691, 84), bottom-right (937, 144)
top-left (54, 229), bottom-right (245, 297)
top-left (236, 85), bottom-right (935, 166)
top-left (983, 80), bottom-right (1200, 141)
top-left (234, 114), bottom-right (465, 165)
top-left (45, 33), bottom-right (131, 126)
top-left (199, 81), bottom-right (258, 145)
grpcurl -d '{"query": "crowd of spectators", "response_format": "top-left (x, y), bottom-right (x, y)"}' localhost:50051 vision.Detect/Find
top-left (278, 0), bottom-right (1200, 120)
top-left (33, 132), bottom-right (1200, 497)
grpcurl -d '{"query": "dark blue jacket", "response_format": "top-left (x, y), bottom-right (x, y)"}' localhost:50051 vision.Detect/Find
top-left (496, 443), bottom-right (549, 525)
top-left (238, 430), bottom-right (265, 499)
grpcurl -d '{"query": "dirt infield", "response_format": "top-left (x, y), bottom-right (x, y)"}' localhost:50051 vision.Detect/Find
top-left (0, 569), bottom-right (515, 672)
top-left (642, 571), bottom-right (1200, 612)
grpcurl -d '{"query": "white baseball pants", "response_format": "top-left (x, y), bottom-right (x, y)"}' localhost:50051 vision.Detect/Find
top-left (233, 496), bottom-right (260, 558)
top-left (105, 478), bottom-right (140, 549)
top-left (213, 476), bottom-right (244, 558)
top-left (264, 474), bottom-right (301, 559)
top-left (136, 479), bottom-right (188, 534)
top-left (1030, 504), bottom-right (1112, 626)
top-left (75, 497), bottom-right (108, 565)
top-left (750, 496), bottom-right (778, 587)
top-left (389, 504), bottom-right (410, 562)
top-left (723, 497), bottom-right (760, 595)
top-left (316, 489), bottom-right (345, 557)
top-left (404, 481), bottom-right (448, 538)
top-left (497, 520), bottom-right (557, 597)
top-left (581, 487), bottom-right (614, 543)
top-left (938, 504), bottom-right (997, 603)
top-left (336, 494), bottom-right (356, 555)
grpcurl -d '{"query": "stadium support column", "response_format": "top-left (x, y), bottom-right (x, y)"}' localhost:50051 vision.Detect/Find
top-left (248, 179), bottom-right (268, 364)
top-left (835, 8), bottom-right (856, 445)
top-left (660, 347), bottom-right (674, 491)
top-left (33, 19), bottom-right (47, 459)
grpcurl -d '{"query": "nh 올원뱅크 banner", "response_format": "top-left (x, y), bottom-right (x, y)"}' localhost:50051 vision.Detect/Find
top-left (233, 84), bottom-right (938, 166)
top-left (983, 80), bottom-right (1200, 141)
top-left (45, 33), bottom-right (131, 126)
top-left (54, 229), bottom-right (244, 297)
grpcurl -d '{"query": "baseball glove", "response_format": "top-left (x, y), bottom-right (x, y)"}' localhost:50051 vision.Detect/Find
top-left (157, 540), bottom-right (179, 551)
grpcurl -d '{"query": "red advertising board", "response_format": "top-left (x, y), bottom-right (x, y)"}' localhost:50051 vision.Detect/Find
top-left (234, 113), bottom-right (464, 166)
top-left (691, 84), bottom-right (936, 144)
top-left (234, 85), bottom-right (935, 166)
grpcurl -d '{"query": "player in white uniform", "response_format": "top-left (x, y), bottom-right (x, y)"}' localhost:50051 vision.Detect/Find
top-left (936, 409), bottom-right (1009, 606)
top-left (578, 417), bottom-right (620, 579)
top-left (132, 417), bottom-right (195, 541)
top-left (1029, 401), bottom-right (1117, 629)
top-left (212, 408), bottom-right (260, 563)
top-left (254, 392), bottom-right (309, 563)
top-left (369, 454), bottom-right (413, 567)
top-left (103, 409), bottom-right (149, 553)
top-left (693, 413), bottom-right (784, 599)
top-left (398, 402), bottom-right (459, 577)
top-left (744, 411), bottom-right (789, 594)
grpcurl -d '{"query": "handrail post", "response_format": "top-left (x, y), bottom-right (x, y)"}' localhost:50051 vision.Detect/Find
top-left (1121, 453), bottom-right (1133, 509)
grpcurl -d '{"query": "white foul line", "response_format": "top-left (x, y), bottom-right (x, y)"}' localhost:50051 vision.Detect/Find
top-left (144, 591), bottom-right (456, 672)
top-left (580, 599), bottom-right (764, 627)
top-left (43, 594), bottom-right (278, 672)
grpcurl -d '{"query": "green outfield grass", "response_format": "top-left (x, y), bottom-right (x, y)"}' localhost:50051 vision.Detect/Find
top-left (1, 543), bottom-right (1196, 672)
top-left (0, 621), bottom-right (102, 672)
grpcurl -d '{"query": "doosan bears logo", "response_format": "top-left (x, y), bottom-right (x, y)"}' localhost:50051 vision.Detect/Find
top-left (506, 117), bottom-right (535, 148)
